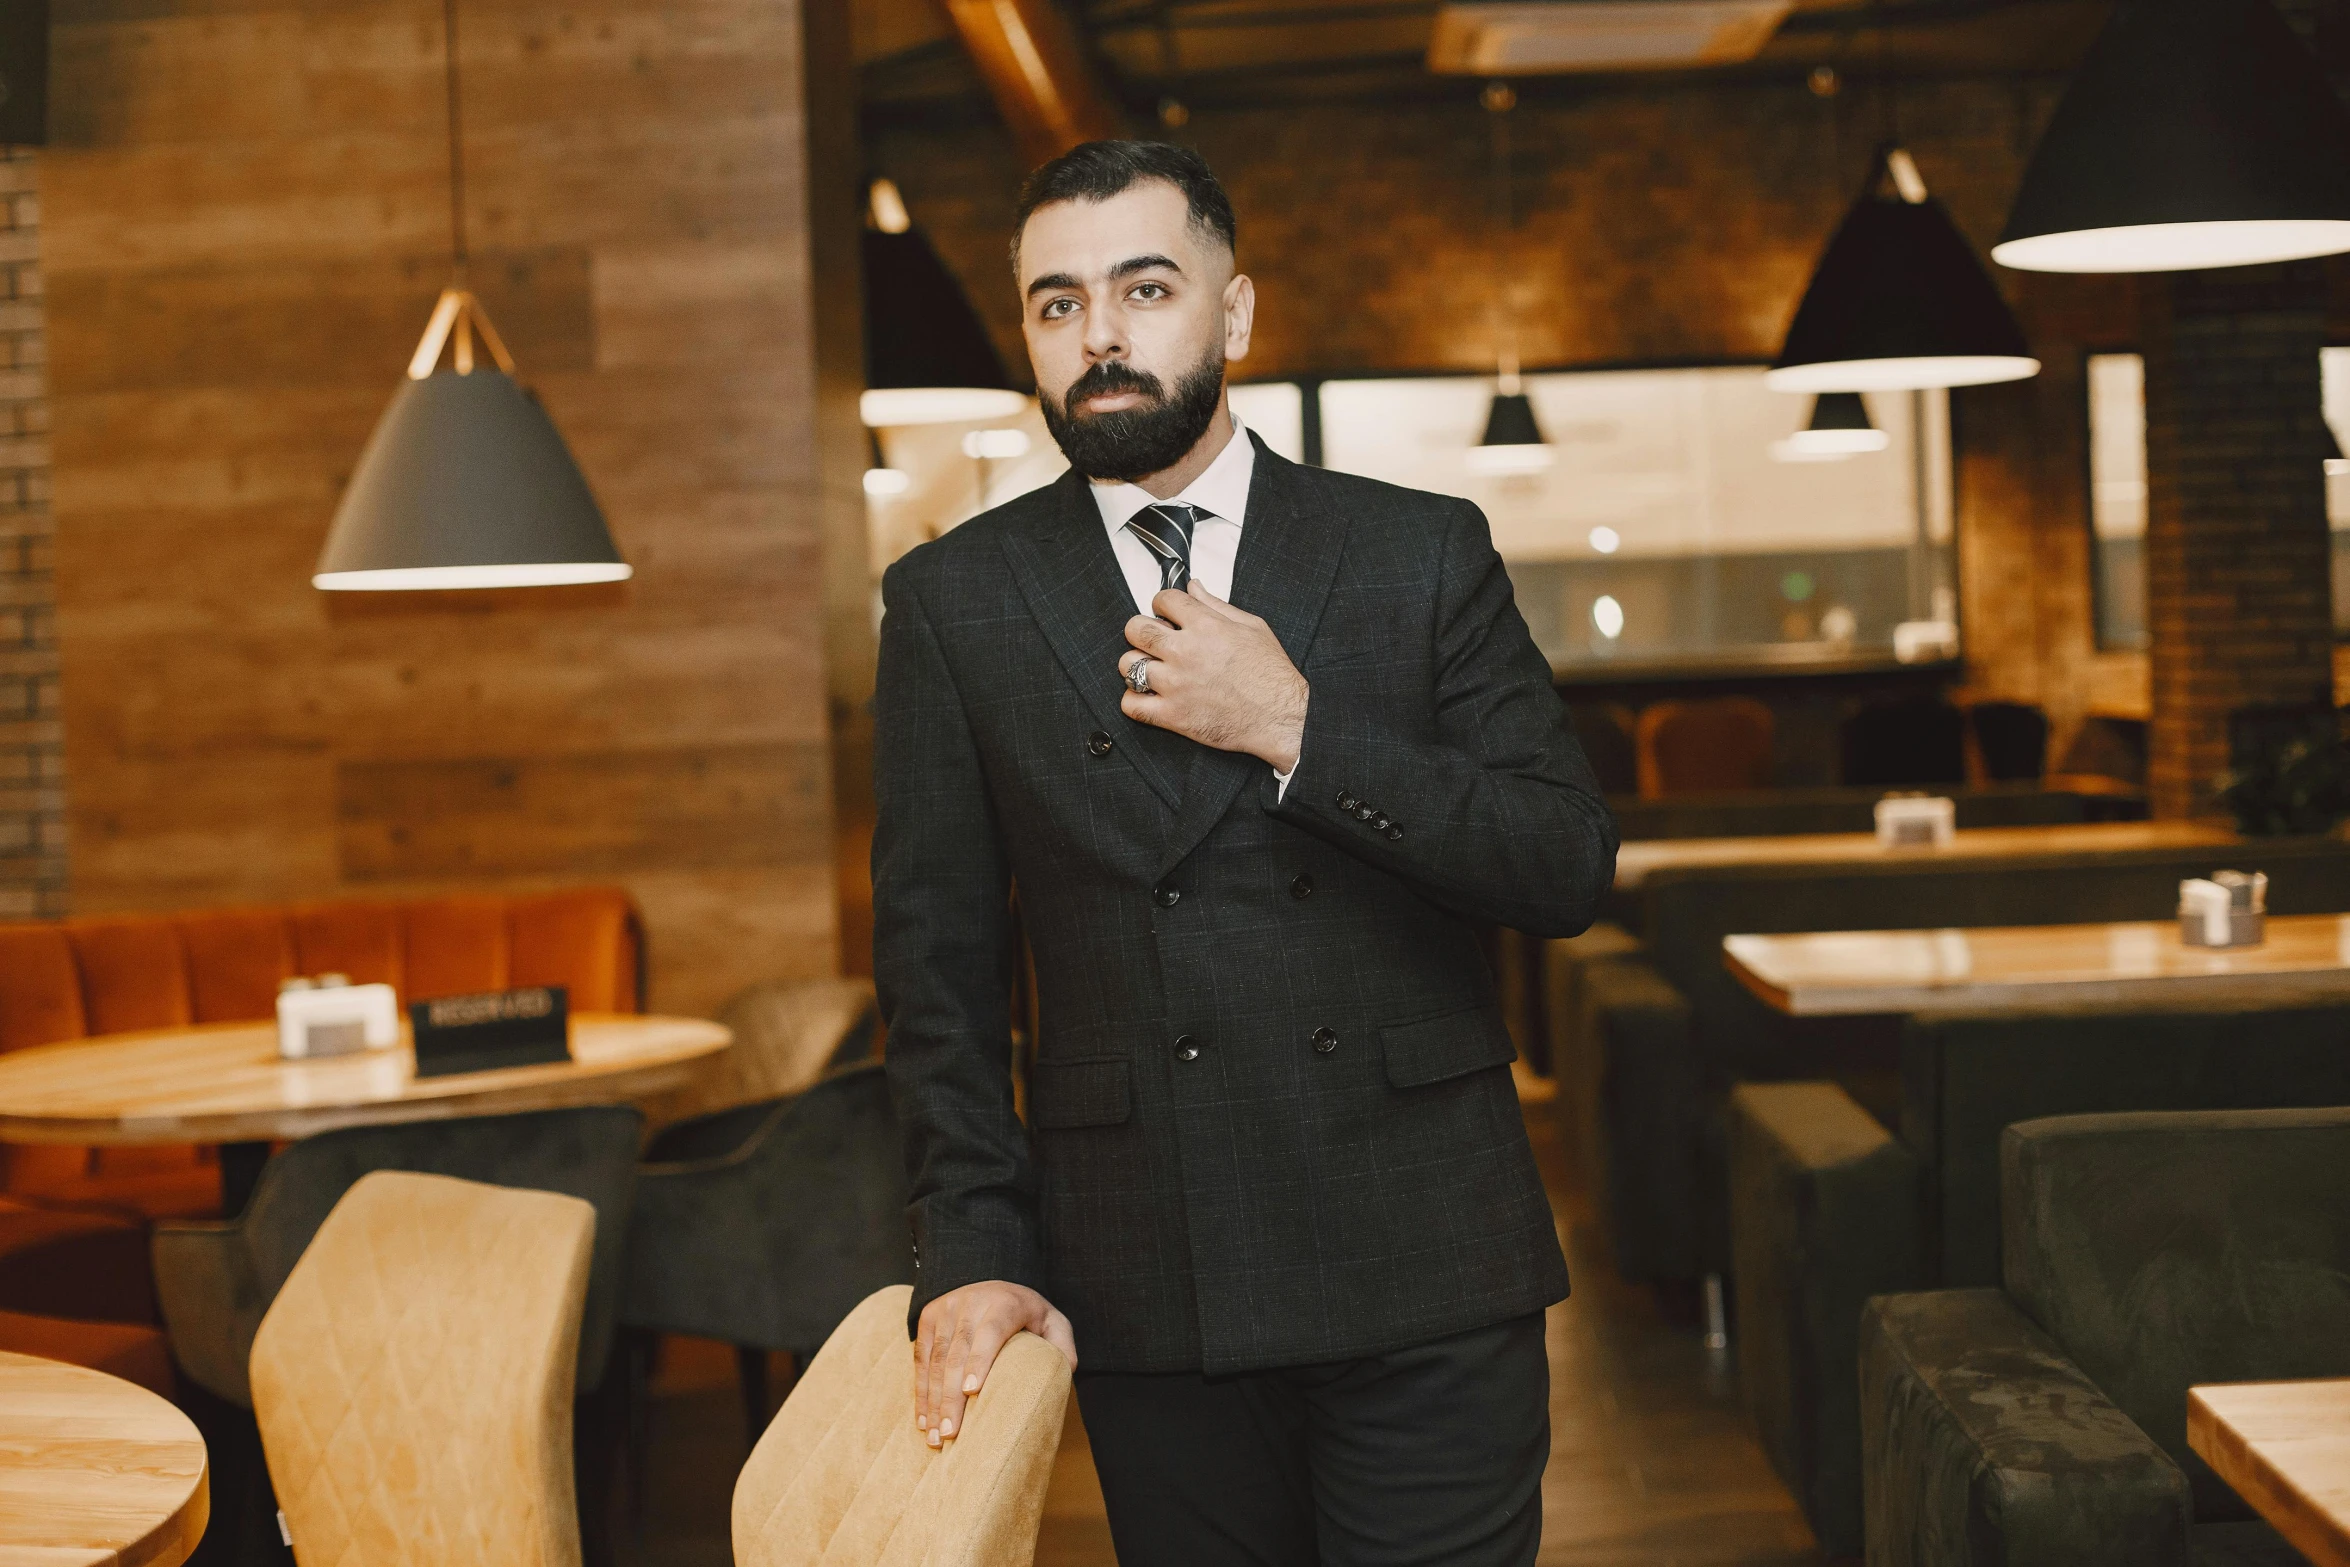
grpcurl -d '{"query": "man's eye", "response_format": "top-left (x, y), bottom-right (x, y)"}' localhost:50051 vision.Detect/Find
top-left (1131, 282), bottom-right (1169, 301)
top-left (1041, 298), bottom-right (1078, 319)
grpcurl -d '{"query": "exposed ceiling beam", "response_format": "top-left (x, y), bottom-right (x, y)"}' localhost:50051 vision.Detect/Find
top-left (936, 0), bottom-right (1128, 164)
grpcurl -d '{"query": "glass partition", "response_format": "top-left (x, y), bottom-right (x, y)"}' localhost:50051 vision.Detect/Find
top-left (1315, 367), bottom-right (1956, 672)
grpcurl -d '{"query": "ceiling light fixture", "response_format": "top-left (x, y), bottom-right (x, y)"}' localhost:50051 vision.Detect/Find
top-left (1469, 81), bottom-right (1556, 476)
top-left (314, 0), bottom-right (626, 592)
top-left (1771, 390), bottom-right (1891, 462)
top-left (862, 178), bottom-right (1028, 427)
top-left (1768, 146), bottom-right (2039, 393)
top-left (1994, 0), bottom-right (2350, 274)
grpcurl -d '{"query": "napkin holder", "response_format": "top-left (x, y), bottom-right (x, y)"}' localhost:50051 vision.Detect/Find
top-left (2180, 871), bottom-right (2266, 948)
top-left (276, 976), bottom-right (400, 1061)
top-left (1875, 794), bottom-right (1956, 850)
top-left (411, 986), bottom-right (571, 1079)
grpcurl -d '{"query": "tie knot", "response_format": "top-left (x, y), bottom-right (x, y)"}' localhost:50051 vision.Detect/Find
top-left (1127, 504), bottom-right (1203, 594)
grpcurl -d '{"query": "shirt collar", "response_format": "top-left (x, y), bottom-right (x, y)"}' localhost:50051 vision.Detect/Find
top-left (1090, 409), bottom-right (1256, 535)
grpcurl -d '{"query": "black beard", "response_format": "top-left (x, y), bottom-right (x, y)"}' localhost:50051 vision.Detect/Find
top-left (1039, 349), bottom-right (1227, 483)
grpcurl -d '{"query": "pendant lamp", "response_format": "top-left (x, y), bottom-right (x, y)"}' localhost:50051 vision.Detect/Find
top-left (1768, 146), bottom-right (2039, 394)
top-left (862, 179), bottom-right (1027, 427)
top-left (315, 0), bottom-right (625, 592)
top-left (1771, 391), bottom-right (1890, 462)
top-left (1467, 82), bottom-right (1555, 477)
top-left (1994, 0), bottom-right (2350, 274)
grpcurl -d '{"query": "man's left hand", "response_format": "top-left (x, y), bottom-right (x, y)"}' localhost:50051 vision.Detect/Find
top-left (1119, 585), bottom-right (1308, 773)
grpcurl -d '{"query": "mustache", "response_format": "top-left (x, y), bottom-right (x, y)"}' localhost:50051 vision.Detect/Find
top-left (1063, 361), bottom-right (1165, 418)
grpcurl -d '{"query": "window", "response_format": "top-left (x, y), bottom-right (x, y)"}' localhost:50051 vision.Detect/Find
top-left (1315, 367), bottom-right (1956, 672)
top-left (2086, 352), bottom-right (2149, 651)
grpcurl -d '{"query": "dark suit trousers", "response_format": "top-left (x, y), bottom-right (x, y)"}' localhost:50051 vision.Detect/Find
top-left (1075, 1312), bottom-right (1549, 1567)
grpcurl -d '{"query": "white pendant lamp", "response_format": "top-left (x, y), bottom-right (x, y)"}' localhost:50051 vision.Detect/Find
top-left (314, 0), bottom-right (626, 592)
top-left (1769, 146), bottom-right (2040, 393)
top-left (1994, 0), bottom-right (2350, 274)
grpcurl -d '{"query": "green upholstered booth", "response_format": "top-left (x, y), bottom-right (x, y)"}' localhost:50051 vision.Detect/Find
top-left (1586, 835), bottom-right (2350, 1288)
top-left (1729, 991), bottom-right (2350, 1555)
top-left (1861, 1107), bottom-right (2350, 1567)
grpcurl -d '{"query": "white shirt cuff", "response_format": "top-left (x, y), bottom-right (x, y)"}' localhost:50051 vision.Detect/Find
top-left (1272, 759), bottom-right (1296, 802)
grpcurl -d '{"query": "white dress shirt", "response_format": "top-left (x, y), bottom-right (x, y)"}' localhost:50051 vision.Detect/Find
top-left (1087, 411), bottom-right (1295, 796)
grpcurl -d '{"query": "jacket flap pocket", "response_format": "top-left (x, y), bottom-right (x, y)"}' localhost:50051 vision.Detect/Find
top-left (1030, 1055), bottom-right (1134, 1129)
top-left (1381, 1005), bottom-right (1517, 1088)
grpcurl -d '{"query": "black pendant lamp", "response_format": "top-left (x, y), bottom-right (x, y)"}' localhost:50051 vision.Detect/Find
top-left (1467, 83), bottom-right (1554, 477)
top-left (1469, 375), bottom-right (1554, 476)
top-left (862, 179), bottom-right (1027, 427)
top-left (1773, 391), bottom-right (1891, 462)
top-left (1769, 146), bottom-right (2039, 394)
top-left (315, 0), bottom-right (624, 591)
top-left (1995, 0), bottom-right (2350, 274)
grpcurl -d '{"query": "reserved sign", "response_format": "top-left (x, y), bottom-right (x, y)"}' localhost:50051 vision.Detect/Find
top-left (411, 985), bottom-right (571, 1078)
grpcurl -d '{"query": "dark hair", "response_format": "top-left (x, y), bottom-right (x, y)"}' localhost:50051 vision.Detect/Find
top-left (1011, 140), bottom-right (1237, 273)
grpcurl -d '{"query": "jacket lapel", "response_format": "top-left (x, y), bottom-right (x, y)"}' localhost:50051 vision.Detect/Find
top-left (1155, 437), bottom-right (1350, 878)
top-left (999, 469), bottom-right (1187, 810)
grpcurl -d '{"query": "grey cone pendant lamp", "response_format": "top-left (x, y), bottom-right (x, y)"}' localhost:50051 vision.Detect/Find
top-left (1772, 391), bottom-right (1890, 462)
top-left (1768, 146), bottom-right (2039, 394)
top-left (1468, 379), bottom-right (1554, 476)
top-left (1994, 0), bottom-right (2350, 273)
top-left (313, 0), bottom-right (626, 591)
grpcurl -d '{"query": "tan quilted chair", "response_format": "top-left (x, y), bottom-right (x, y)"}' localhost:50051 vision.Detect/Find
top-left (733, 1283), bottom-right (1071, 1567)
top-left (644, 976), bottom-right (877, 1133)
top-left (249, 1170), bottom-right (595, 1567)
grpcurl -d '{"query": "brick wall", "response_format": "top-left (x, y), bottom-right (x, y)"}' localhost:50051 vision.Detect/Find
top-left (0, 148), bottom-right (59, 920)
top-left (2142, 264), bottom-right (2335, 818)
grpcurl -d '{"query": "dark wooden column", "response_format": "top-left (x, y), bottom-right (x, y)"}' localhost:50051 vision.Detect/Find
top-left (2141, 262), bottom-right (2334, 818)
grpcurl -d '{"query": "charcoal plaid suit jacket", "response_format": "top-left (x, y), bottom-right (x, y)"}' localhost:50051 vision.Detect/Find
top-left (873, 434), bottom-right (1618, 1376)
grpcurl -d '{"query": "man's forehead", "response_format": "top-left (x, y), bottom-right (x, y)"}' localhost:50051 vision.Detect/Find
top-left (1017, 182), bottom-right (1221, 285)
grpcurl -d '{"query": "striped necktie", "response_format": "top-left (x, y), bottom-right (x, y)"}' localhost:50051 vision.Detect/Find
top-left (1126, 502), bottom-right (1203, 594)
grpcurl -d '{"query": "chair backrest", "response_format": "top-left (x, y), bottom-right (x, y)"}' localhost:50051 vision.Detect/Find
top-left (1564, 702), bottom-right (1638, 796)
top-left (2001, 1107), bottom-right (2350, 1523)
top-left (154, 1106), bottom-right (641, 1407)
top-left (1967, 701), bottom-right (2049, 782)
top-left (644, 976), bottom-right (876, 1133)
top-left (1902, 994), bottom-right (2350, 1286)
top-left (1839, 695), bottom-right (1967, 788)
top-left (251, 1170), bottom-right (594, 1567)
top-left (0, 886), bottom-right (642, 1052)
top-left (732, 1284), bottom-right (1070, 1567)
top-left (1636, 698), bottom-right (1775, 798)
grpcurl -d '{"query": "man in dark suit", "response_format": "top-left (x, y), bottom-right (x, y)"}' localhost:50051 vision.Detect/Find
top-left (874, 140), bottom-right (1617, 1565)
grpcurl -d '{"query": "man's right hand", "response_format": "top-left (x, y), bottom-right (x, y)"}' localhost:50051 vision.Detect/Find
top-left (914, 1280), bottom-right (1078, 1447)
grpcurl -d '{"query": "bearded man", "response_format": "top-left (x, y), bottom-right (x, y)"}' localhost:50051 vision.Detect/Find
top-left (873, 140), bottom-right (1618, 1566)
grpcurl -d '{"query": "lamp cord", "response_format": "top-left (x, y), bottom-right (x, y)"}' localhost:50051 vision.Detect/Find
top-left (1484, 80), bottom-right (1520, 387)
top-left (444, 0), bottom-right (468, 281)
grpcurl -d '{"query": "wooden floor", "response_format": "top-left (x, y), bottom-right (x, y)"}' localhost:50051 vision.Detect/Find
top-left (620, 1099), bottom-right (1823, 1567)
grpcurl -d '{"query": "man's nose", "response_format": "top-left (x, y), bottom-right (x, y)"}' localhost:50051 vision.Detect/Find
top-left (1083, 303), bottom-right (1128, 361)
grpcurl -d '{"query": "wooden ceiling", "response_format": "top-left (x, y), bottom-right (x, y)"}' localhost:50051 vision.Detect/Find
top-left (858, 0), bottom-right (2117, 124)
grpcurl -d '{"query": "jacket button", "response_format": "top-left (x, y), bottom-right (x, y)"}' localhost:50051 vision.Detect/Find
top-left (1174, 1035), bottom-right (1200, 1062)
top-left (1153, 883), bottom-right (1181, 908)
top-left (1371, 813), bottom-right (1392, 831)
top-left (1385, 824), bottom-right (1404, 841)
top-left (1335, 789), bottom-right (1356, 810)
top-left (1312, 1027), bottom-right (1339, 1054)
top-left (1088, 730), bottom-right (1114, 757)
top-left (1290, 872), bottom-right (1313, 900)
top-left (1353, 803), bottom-right (1375, 822)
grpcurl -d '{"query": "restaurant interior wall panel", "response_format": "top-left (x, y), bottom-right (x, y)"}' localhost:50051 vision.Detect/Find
top-left (871, 73), bottom-right (2139, 761)
top-left (0, 147), bottom-right (62, 923)
top-left (40, 0), bottom-right (847, 1015)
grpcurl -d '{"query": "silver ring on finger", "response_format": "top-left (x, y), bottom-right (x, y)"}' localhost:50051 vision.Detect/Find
top-left (1125, 656), bottom-right (1156, 695)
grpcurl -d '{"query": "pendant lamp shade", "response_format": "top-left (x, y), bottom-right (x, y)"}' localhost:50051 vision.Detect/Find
top-left (862, 226), bottom-right (1027, 426)
top-left (1467, 389), bottom-right (1555, 475)
top-left (1768, 152), bottom-right (2040, 393)
top-left (1772, 390), bottom-right (1891, 461)
top-left (1994, 0), bottom-right (2350, 274)
top-left (315, 367), bottom-right (628, 591)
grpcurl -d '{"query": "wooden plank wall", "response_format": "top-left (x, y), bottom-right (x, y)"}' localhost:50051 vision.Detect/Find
top-left (41, 0), bottom-right (854, 1015)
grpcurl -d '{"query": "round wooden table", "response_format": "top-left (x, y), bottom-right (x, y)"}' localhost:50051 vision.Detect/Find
top-left (0, 1013), bottom-right (730, 1210)
top-left (0, 1350), bottom-right (210, 1567)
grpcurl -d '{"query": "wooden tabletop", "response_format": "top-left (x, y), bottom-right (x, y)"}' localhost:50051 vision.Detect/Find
top-left (2190, 1380), bottom-right (2350, 1567)
top-left (0, 1351), bottom-right (209, 1567)
top-left (1614, 819), bottom-right (2239, 890)
top-left (1724, 913), bottom-right (2350, 1016)
top-left (0, 1013), bottom-right (731, 1146)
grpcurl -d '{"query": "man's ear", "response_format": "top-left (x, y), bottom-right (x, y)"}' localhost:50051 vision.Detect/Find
top-left (1224, 273), bottom-right (1256, 363)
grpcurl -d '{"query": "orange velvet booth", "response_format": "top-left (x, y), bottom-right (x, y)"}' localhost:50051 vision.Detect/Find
top-left (0, 887), bottom-right (645, 1219)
